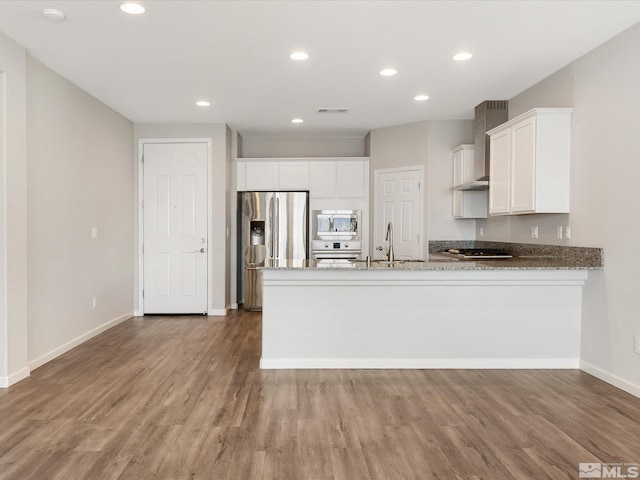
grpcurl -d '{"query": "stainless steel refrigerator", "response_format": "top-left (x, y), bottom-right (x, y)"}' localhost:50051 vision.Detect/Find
top-left (238, 191), bottom-right (309, 310)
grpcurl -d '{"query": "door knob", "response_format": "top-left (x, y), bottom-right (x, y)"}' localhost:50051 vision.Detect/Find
top-left (376, 246), bottom-right (383, 251)
top-left (195, 248), bottom-right (205, 253)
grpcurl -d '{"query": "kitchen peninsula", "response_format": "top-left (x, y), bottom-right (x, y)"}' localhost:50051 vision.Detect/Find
top-left (260, 248), bottom-right (602, 370)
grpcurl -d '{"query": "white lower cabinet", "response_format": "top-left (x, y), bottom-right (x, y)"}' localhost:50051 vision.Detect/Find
top-left (488, 108), bottom-right (572, 215)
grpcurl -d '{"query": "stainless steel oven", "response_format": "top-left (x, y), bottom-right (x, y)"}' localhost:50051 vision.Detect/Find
top-left (311, 240), bottom-right (362, 260)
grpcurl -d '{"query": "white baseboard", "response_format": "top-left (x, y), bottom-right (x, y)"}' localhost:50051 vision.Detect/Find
top-left (260, 358), bottom-right (580, 370)
top-left (208, 308), bottom-right (228, 316)
top-left (580, 361), bottom-right (640, 398)
top-left (231, 303), bottom-right (239, 310)
top-left (28, 312), bottom-right (133, 371)
top-left (0, 366), bottom-right (31, 388)
top-left (133, 310), bottom-right (143, 317)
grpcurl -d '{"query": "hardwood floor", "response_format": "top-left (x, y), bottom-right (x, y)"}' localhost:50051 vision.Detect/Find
top-left (1, 311), bottom-right (639, 479)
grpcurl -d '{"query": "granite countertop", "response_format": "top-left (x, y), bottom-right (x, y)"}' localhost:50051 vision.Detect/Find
top-left (261, 241), bottom-right (604, 271)
top-left (260, 255), bottom-right (602, 271)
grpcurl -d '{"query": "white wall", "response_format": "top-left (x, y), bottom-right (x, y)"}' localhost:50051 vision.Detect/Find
top-left (241, 136), bottom-right (364, 158)
top-left (133, 123), bottom-right (232, 314)
top-left (0, 32), bottom-right (28, 387)
top-left (426, 120), bottom-right (476, 241)
top-left (478, 23), bottom-right (640, 394)
top-left (27, 56), bottom-right (134, 366)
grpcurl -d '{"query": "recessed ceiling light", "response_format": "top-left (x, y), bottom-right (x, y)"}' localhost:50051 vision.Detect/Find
top-left (379, 68), bottom-right (398, 76)
top-left (414, 95), bottom-right (429, 101)
top-left (291, 118), bottom-right (304, 124)
top-left (453, 52), bottom-right (473, 61)
top-left (289, 51), bottom-right (309, 61)
top-left (42, 8), bottom-right (65, 21)
top-left (120, 3), bottom-right (145, 14)
top-left (196, 100), bottom-right (211, 107)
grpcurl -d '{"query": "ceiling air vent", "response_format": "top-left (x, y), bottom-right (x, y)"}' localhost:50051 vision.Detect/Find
top-left (317, 108), bottom-right (350, 114)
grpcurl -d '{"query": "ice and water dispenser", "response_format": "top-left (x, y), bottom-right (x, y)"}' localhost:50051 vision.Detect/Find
top-left (250, 220), bottom-right (265, 246)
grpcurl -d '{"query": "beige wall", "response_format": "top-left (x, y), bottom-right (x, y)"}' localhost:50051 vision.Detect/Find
top-left (426, 120), bottom-right (476, 241)
top-left (367, 120), bottom-right (475, 258)
top-left (368, 121), bottom-right (429, 256)
top-left (241, 136), bottom-right (365, 158)
top-left (133, 123), bottom-right (231, 313)
top-left (478, 22), bottom-right (640, 392)
top-left (0, 32), bottom-right (28, 385)
top-left (27, 56), bottom-right (134, 364)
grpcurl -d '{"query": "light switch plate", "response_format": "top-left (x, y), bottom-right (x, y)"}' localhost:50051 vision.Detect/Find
top-left (91, 227), bottom-right (98, 239)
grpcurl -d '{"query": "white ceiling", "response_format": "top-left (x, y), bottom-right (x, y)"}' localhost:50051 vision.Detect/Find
top-left (1, 1), bottom-right (639, 137)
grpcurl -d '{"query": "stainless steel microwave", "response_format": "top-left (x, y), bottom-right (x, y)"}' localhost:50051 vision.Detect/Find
top-left (312, 210), bottom-right (361, 240)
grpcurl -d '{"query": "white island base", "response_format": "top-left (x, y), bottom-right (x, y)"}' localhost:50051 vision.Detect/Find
top-left (260, 267), bottom-right (588, 369)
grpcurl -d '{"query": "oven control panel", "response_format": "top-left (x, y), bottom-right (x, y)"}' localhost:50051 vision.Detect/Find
top-left (313, 240), bottom-right (360, 251)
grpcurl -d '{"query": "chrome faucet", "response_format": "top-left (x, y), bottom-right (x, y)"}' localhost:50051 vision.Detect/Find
top-left (385, 221), bottom-right (395, 262)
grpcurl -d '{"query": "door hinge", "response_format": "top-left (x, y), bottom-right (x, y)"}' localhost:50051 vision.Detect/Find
top-left (142, 154), bottom-right (144, 164)
top-left (141, 244), bottom-right (144, 254)
top-left (142, 289), bottom-right (144, 297)
top-left (417, 234), bottom-right (420, 243)
top-left (418, 181), bottom-right (421, 190)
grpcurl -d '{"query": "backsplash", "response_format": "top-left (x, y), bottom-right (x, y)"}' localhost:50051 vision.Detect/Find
top-left (429, 240), bottom-right (604, 268)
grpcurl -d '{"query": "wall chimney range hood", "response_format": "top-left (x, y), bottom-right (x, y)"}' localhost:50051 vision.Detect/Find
top-left (457, 100), bottom-right (508, 191)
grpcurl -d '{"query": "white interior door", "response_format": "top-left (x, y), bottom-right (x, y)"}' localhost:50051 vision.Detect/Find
top-left (143, 143), bottom-right (208, 314)
top-left (374, 168), bottom-right (423, 260)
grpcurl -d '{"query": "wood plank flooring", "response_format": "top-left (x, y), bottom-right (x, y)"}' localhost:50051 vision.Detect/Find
top-left (1, 310), bottom-right (639, 479)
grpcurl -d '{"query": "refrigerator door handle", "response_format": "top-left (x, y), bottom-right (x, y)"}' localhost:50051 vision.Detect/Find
top-left (268, 196), bottom-right (274, 259)
top-left (275, 197), bottom-right (280, 258)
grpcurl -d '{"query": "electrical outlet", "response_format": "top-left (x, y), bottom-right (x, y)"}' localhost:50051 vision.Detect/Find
top-left (479, 227), bottom-right (484, 237)
top-left (556, 226), bottom-right (563, 240)
top-left (92, 296), bottom-right (97, 309)
top-left (531, 226), bottom-right (539, 239)
top-left (565, 226), bottom-right (571, 239)
top-left (635, 336), bottom-right (640, 354)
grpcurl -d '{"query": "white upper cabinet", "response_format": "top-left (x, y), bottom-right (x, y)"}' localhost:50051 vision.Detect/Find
top-left (243, 161), bottom-right (279, 190)
top-left (452, 145), bottom-right (487, 219)
top-left (278, 162), bottom-right (309, 190)
top-left (489, 129), bottom-right (511, 215)
top-left (487, 108), bottom-right (572, 216)
top-left (337, 161), bottom-right (366, 198)
top-left (236, 158), bottom-right (369, 199)
top-left (309, 162), bottom-right (337, 197)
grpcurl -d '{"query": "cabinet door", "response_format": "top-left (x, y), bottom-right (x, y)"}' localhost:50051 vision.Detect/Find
top-left (245, 162), bottom-right (278, 190)
top-left (489, 129), bottom-right (511, 215)
top-left (452, 150), bottom-right (464, 217)
top-left (236, 162), bottom-right (247, 191)
top-left (310, 162), bottom-right (337, 198)
top-left (510, 117), bottom-right (536, 213)
top-left (278, 162), bottom-right (309, 189)
top-left (452, 150), bottom-right (464, 187)
top-left (338, 161), bottom-right (365, 198)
